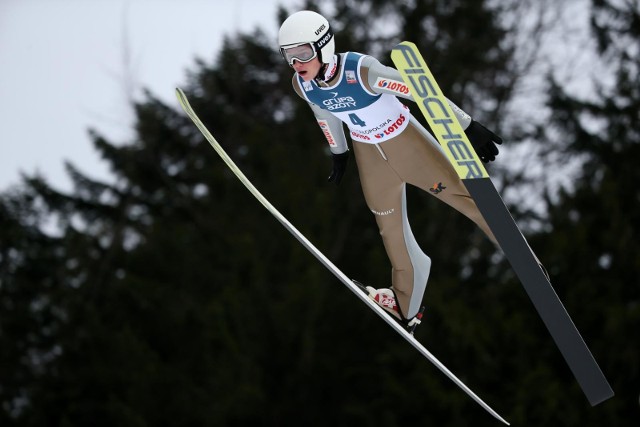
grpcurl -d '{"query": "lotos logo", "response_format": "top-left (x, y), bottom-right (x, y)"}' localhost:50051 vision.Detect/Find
top-left (318, 120), bottom-right (337, 147)
top-left (374, 114), bottom-right (406, 139)
top-left (315, 24), bottom-right (326, 35)
top-left (375, 78), bottom-right (410, 95)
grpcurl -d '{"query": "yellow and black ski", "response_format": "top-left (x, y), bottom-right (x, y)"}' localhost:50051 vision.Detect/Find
top-left (391, 41), bottom-right (613, 406)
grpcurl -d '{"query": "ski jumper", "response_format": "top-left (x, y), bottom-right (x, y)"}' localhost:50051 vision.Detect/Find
top-left (292, 52), bottom-right (497, 319)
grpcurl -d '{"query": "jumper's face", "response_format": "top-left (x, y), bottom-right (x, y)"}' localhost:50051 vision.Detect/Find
top-left (281, 43), bottom-right (323, 81)
top-left (292, 57), bottom-right (322, 81)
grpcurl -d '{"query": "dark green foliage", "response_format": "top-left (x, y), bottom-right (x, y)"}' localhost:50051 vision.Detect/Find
top-left (1, 0), bottom-right (637, 425)
top-left (535, 0), bottom-right (640, 422)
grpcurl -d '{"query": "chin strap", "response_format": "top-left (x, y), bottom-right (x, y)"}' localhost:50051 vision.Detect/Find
top-left (315, 54), bottom-right (340, 83)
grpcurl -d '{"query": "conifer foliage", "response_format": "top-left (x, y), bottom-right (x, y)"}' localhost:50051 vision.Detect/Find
top-left (1, 1), bottom-right (638, 425)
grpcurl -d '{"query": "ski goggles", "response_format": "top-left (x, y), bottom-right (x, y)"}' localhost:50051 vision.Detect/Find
top-left (281, 43), bottom-right (317, 65)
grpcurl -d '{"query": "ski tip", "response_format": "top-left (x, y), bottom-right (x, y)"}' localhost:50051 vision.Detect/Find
top-left (486, 411), bottom-right (509, 426)
top-left (175, 88), bottom-right (191, 112)
top-left (393, 40), bottom-right (413, 47)
top-left (495, 412), bottom-right (510, 425)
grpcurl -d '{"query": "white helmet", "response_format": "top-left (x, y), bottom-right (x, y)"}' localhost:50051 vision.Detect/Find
top-left (278, 11), bottom-right (335, 65)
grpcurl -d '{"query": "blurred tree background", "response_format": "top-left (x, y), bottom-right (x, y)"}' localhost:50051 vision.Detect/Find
top-left (1, 0), bottom-right (638, 425)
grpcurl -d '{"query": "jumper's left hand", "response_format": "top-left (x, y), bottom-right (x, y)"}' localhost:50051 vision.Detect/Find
top-left (464, 120), bottom-right (503, 163)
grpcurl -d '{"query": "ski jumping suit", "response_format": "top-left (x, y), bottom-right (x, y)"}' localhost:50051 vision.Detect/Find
top-left (292, 52), bottom-right (497, 319)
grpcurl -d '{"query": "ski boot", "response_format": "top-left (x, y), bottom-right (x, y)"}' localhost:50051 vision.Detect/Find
top-left (353, 280), bottom-right (425, 335)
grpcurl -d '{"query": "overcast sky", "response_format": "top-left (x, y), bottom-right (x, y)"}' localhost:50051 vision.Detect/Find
top-left (1, 0), bottom-right (597, 200)
top-left (0, 0), bottom-right (299, 192)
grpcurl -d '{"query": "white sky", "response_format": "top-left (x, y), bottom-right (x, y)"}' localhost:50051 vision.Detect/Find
top-left (0, 0), bottom-right (299, 192)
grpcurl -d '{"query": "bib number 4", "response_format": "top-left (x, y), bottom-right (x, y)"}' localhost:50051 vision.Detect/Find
top-left (348, 113), bottom-right (366, 127)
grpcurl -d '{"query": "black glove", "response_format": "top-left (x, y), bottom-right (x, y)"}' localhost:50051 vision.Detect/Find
top-left (327, 151), bottom-right (349, 185)
top-left (464, 120), bottom-right (503, 163)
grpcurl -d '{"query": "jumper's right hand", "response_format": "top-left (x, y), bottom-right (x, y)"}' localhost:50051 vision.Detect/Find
top-left (327, 151), bottom-right (349, 185)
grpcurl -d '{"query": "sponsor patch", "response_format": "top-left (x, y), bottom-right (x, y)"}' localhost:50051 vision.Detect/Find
top-left (318, 120), bottom-right (337, 147)
top-left (371, 208), bottom-right (395, 216)
top-left (302, 81), bottom-right (313, 92)
top-left (375, 78), bottom-right (410, 96)
top-left (350, 130), bottom-right (370, 141)
top-left (429, 182), bottom-right (447, 195)
top-left (373, 114), bottom-right (406, 139)
top-left (346, 70), bottom-right (357, 84)
top-left (322, 96), bottom-right (356, 111)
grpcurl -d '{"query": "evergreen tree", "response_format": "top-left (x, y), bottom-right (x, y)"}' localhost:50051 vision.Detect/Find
top-left (4, 0), bottom-right (633, 425)
top-left (529, 0), bottom-right (640, 423)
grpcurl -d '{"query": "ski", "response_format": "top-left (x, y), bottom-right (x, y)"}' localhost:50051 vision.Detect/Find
top-left (175, 88), bottom-right (510, 425)
top-left (391, 41), bottom-right (614, 406)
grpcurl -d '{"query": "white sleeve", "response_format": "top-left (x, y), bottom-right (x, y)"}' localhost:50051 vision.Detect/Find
top-left (291, 76), bottom-right (349, 154)
top-left (309, 103), bottom-right (350, 155)
top-left (361, 56), bottom-right (472, 130)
